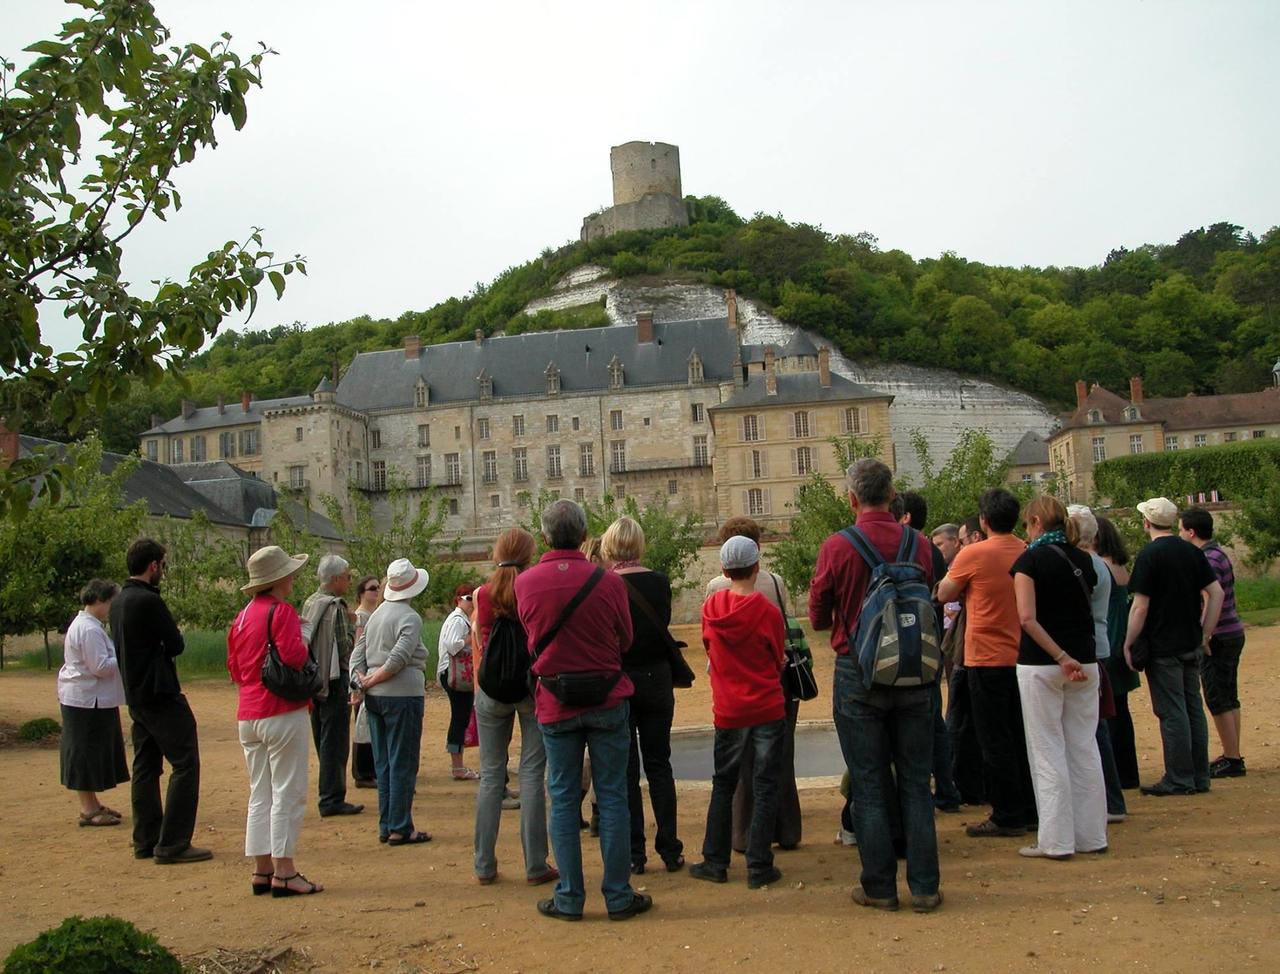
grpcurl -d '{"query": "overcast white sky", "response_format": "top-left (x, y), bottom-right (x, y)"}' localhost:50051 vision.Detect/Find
top-left (8, 0), bottom-right (1279, 354)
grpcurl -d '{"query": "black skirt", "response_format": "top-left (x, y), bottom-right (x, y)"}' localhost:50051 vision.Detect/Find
top-left (59, 703), bottom-right (130, 792)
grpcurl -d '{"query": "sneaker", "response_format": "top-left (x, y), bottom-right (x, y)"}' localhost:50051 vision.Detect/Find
top-left (851, 885), bottom-right (899, 911)
top-left (1139, 782), bottom-right (1195, 797)
top-left (747, 866), bottom-right (782, 890)
top-left (1210, 757), bottom-right (1246, 779)
top-left (912, 891), bottom-right (944, 913)
top-left (1018, 845), bottom-right (1072, 860)
top-left (966, 818), bottom-right (1026, 838)
top-left (689, 861), bottom-right (728, 884)
top-left (835, 828), bottom-right (858, 847)
top-left (537, 899), bottom-right (582, 922)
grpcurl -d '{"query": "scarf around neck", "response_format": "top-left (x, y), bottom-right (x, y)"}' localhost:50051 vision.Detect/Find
top-left (1028, 528), bottom-right (1068, 550)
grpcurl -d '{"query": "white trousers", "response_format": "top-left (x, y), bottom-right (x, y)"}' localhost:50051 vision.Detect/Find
top-left (1016, 663), bottom-right (1107, 856)
top-left (239, 708), bottom-right (310, 859)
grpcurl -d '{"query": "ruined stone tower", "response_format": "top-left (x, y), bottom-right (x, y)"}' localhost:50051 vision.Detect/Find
top-left (581, 141), bottom-right (690, 242)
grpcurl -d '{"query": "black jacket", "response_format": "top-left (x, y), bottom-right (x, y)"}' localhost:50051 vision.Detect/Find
top-left (109, 579), bottom-right (185, 707)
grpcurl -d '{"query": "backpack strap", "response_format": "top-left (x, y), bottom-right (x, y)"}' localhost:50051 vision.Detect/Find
top-left (840, 526), bottom-right (886, 570)
top-left (531, 566), bottom-right (606, 662)
top-left (895, 525), bottom-right (917, 564)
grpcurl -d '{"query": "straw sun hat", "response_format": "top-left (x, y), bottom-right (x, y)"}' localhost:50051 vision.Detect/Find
top-left (241, 545), bottom-right (309, 594)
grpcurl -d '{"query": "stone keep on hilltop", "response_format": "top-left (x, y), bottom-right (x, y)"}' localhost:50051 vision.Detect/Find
top-left (581, 141), bottom-right (690, 243)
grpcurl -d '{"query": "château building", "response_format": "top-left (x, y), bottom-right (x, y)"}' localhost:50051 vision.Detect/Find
top-left (140, 293), bottom-right (894, 543)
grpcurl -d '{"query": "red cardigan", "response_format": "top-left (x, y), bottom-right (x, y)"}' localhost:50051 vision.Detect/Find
top-left (227, 594), bottom-right (311, 720)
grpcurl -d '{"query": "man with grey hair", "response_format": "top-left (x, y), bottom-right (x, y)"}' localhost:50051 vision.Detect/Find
top-left (515, 500), bottom-right (650, 922)
top-left (810, 458), bottom-right (941, 913)
top-left (301, 553), bottom-right (363, 817)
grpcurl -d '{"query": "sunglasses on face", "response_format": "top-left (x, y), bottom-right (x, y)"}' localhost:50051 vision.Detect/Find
top-left (461, 594), bottom-right (473, 602)
top-left (361, 585), bottom-right (379, 594)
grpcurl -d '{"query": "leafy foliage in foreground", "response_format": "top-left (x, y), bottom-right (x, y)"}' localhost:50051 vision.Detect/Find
top-left (3, 915), bottom-right (181, 974)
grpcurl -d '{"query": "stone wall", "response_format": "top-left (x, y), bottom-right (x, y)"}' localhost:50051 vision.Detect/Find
top-left (610, 141), bottom-right (682, 205)
top-left (581, 193), bottom-right (689, 243)
top-left (261, 402), bottom-right (368, 516)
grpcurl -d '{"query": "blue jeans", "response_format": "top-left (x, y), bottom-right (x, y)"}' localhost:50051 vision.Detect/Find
top-left (833, 656), bottom-right (940, 899)
top-left (701, 720), bottom-right (784, 881)
top-left (541, 702), bottom-right (636, 915)
top-left (365, 695), bottom-right (423, 838)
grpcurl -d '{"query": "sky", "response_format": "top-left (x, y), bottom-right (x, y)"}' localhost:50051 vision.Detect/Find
top-left (8, 0), bottom-right (1280, 355)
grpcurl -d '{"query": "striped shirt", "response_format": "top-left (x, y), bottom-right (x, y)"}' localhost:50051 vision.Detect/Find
top-left (1202, 541), bottom-right (1244, 637)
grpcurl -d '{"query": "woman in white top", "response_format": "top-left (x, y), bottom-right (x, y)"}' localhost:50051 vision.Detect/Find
top-left (57, 579), bottom-right (130, 827)
top-left (437, 584), bottom-right (478, 780)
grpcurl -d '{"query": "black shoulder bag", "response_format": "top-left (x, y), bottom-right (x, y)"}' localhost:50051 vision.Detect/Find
top-left (770, 573), bottom-right (818, 702)
top-left (532, 567), bottom-right (621, 707)
top-left (621, 574), bottom-right (696, 689)
top-left (260, 603), bottom-right (324, 701)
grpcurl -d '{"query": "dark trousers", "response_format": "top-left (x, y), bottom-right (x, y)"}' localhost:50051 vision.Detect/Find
top-left (625, 663), bottom-right (683, 866)
top-left (441, 668), bottom-right (474, 755)
top-left (353, 742), bottom-right (376, 782)
top-left (733, 694), bottom-right (802, 851)
top-left (311, 678), bottom-right (351, 812)
top-left (1096, 719), bottom-right (1127, 815)
top-left (1147, 652), bottom-right (1210, 792)
top-left (1106, 691), bottom-right (1140, 789)
top-left (968, 665), bottom-right (1036, 828)
top-left (833, 657), bottom-right (939, 899)
top-left (701, 719), bottom-right (784, 881)
top-left (128, 694), bottom-right (201, 857)
top-left (946, 666), bottom-right (986, 804)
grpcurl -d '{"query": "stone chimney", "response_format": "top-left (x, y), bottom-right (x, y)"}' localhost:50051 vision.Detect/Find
top-left (404, 335), bottom-right (421, 359)
top-left (150, 413), bottom-right (161, 429)
top-left (724, 289), bottom-right (738, 331)
top-left (0, 417), bottom-right (18, 469)
top-left (474, 329), bottom-right (484, 346)
top-left (732, 352), bottom-right (745, 389)
top-left (241, 391), bottom-right (253, 413)
top-left (635, 310), bottom-right (654, 344)
top-left (216, 395), bottom-right (225, 415)
top-left (181, 399), bottom-right (196, 419)
top-left (764, 347), bottom-right (776, 374)
top-left (766, 366), bottom-right (778, 397)
top-left (1075, 380), bottom-right (1087, 411)
top-left (1129, 376), bottom-right (1144, 404)
top-left (818, 347), bottom-right (831, 387)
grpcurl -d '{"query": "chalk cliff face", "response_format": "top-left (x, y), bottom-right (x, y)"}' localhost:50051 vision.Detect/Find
top-left (524, 267), bottom-right (1056, 479)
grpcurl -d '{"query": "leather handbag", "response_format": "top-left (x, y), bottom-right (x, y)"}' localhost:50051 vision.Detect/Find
top-left (531, 567), bottom-right (619, 706)
top-left (621, 574), bottom-right (696, 689)
top-left (260, 603), bottom-right (324, 701)
top-left (770, 574), bottom-right (818, 702)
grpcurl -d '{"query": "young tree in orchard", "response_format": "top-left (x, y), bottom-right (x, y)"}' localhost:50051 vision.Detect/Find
top-left (0, 0), bottom-right (304, 519)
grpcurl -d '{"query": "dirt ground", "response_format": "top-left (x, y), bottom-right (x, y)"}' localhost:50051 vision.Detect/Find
top-left (1, 626), bottom-right (1277, 974)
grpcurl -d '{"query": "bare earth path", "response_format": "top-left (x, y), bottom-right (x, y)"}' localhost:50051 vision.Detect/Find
top-left (1, 627), bottom-right (1277, 974)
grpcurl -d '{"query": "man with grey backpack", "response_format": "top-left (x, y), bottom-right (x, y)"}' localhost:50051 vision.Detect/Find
top-left (809, 459), bottom-right (943, 913)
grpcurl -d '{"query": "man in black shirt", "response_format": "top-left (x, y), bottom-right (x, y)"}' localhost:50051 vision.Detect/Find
top-left (1123, 498), bottom-right (1223, 797)
top-left (110, 539), bottom-right (210, 863)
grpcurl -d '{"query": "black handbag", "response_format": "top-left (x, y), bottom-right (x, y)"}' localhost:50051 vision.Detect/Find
top-left (530, 567), bottom-right (619, 706)
top-left (621, 574), bottom-right (696, 689)
top-left (260, 603), bottom-right (324, 701)
top-left (771, 574), bottom-right (818, 702)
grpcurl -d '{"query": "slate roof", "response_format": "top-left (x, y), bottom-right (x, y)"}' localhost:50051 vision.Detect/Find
top-left (711, 371), bottom-right (891, 410)
top-left (143, 395), bottom-right (313, 435)
top-left (168, 462), bottom-right (342, 540)
top-left (19, 436), bottom-right (243, 526)
top-left (1059, 384), bottom-right (1280, 432)
top-left (337, 318), bottom-right (742, 412)
top-left (780, 330), bottom-right (819, 357)
top-left (1008, 430), bottom-right (1050, 467)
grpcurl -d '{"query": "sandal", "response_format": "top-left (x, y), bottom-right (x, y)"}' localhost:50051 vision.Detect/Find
top-left (251, 871), bottom-right (274, 896)
top-left (99, 805), bottom-right (123, 819)
top-left (79, 808), bottom-right (121, 827)
top-left (452, 768), bottom-right (480, 781)
top-left (271, 872), bottom-right (323, 897)
top-left (387, 830), bottom-right (432, 846)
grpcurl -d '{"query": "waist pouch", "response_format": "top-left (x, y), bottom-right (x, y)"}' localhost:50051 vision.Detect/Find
top-left (539, 671), bottom-right (621, 708)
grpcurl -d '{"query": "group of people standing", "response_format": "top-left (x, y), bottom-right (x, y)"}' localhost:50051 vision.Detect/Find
top-left (55, 475), bottom-right (1248, 917)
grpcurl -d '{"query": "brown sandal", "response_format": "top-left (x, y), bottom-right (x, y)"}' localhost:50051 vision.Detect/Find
top-left (79, 808), bottom-right (121, 827)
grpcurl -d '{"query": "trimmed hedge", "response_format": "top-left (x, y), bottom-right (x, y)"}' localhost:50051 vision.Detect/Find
top-left (1094, 439), bottom-right (1280, 506)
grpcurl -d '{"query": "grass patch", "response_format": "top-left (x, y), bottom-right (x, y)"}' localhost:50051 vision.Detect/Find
top-left (1241, 606), bottom-right (1280, 627)
top-left (1235, 577), bottom-right (1280, 613)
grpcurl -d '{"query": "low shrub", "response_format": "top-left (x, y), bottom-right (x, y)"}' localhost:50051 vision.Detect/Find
top-left (3, 915), bottom-right (181, 974)
top-left (17, 717), bottom-right (60, 741)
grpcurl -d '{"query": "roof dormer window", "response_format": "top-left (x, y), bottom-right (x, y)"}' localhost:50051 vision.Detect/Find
top-left (545, 363), bottom-right (560, 397)
top-left (1124, 406), bottom-right (1140, 421)
top-left (688, 351), bottom-right (704, 384)
top-left (477, 368), bottom-right (493, 402)
top-left (1088, 409), bottom-right (1102, 424)
top-left (414, 377), bottom-right (428, 408)
top-left (608, 355), bottom-right (625, 390)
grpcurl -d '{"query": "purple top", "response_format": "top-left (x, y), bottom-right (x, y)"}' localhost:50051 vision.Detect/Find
top-left (1202, 541), bottom-right (1243, 638)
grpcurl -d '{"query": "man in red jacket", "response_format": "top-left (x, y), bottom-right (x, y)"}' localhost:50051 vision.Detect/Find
top-left (690, 536), bottom-right (786, 889)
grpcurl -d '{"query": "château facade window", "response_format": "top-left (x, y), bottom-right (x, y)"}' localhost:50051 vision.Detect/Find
top-left (545, 363), bottom-right (561, 396)
top-left (608, 355), bottom-right (625, 390)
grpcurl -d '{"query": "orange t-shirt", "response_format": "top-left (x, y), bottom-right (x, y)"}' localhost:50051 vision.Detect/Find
top-left (943, 533), bottom-right (1026, 667)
